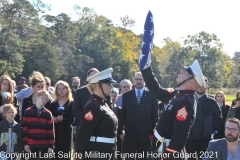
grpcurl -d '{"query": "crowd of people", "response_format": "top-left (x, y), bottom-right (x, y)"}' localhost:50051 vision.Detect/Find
top-left (0, 64), bottom-right (240, 160)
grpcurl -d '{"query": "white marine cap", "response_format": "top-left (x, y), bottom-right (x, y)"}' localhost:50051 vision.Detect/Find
top-left (184, 60), bottom-right (206, 88)
top-left (87, 68), bottom-right (116, 84)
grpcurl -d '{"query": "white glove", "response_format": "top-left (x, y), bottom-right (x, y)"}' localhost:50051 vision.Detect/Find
top-left (144, 52), bottom-right (151, 70)
top-left (139, 52), bottom-right (151, 70)
top-left (1, 92), bottom-right (11, 99)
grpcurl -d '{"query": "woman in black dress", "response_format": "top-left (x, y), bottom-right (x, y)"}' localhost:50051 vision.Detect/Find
top-left (50, 80), bottom-right (74, 160)
top-left (214, 91), bottom-right (230, 139)
top-left (75, 68), bottom-right (117, 160)
top-left (0, 75), bottom-right (20, 123)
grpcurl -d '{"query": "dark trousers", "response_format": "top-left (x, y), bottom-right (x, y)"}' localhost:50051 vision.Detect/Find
top-left (124, 138), bottom-right (151, 160)
top-left (185, 139), bottom-right (210, 160)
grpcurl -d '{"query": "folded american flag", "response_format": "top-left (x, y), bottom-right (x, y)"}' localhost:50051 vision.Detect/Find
top-left (139, 10), bottom-right (154, 71)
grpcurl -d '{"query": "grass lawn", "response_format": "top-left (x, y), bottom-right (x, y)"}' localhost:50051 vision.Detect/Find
top-left (225, 95), bottom-right (236, 106)
top-left (225, 95), bottom-right (236, 101)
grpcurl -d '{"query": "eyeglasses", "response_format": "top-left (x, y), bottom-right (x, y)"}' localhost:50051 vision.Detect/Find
top-left (135, 78), bottom-right (143, 81)
top-left (225, 127), bottom-right (239, 132)
top-left (72, 82), bottom-right (78, 85)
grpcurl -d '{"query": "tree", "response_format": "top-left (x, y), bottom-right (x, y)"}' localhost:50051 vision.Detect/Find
top-left (0, 0), bottom-right (41, 77)
top-left (183, 31), bottom-right (226, 88)
top-left (228, 52), bottom-right (240, 88)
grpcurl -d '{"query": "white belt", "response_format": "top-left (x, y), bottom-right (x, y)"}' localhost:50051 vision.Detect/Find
top-left (90, 136), bottom-right (115, 144)
top-left (154, 130), bottom-right (171, 152)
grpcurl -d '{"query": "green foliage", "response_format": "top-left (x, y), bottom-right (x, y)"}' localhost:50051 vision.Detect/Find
top-left (183, 32), bottom-right (227, 89)
top-left (228, 52), bottom-right (240, 88)
top-left (0, 0), bottom-right (237, 91)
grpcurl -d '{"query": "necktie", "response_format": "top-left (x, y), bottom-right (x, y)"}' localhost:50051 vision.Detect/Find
top-left (137, 90), bottom-right (141, 104)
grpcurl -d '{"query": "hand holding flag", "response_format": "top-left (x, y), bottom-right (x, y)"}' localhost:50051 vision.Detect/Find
top-left (139, 11), bottom-right (154, 71)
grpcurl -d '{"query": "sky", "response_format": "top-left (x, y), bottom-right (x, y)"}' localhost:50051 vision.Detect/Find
top-left (37, 0), bottom-right (240, 58)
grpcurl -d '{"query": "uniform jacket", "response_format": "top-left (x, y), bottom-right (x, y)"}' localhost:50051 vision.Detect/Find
top-left (117, 88), bottom-right (158, 144)
top-left (203, 138), bottom-right (230, 160)
top-left (0, 119), bottom-right (22, 153)
top-left (142, 67), bottom-right (196, 153)
top-left (189, 94), bottom-right (223, 140)
top-left (72, 86), bottom-right (112, 125)
top-left (75, 94), bottom-right (117, 159)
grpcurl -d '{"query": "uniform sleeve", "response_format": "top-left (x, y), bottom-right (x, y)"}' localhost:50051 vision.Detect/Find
top-left (166, 100), bottom-right (194, 153)
top-left (72, 89), bottom-right (83, 122)
top-left (141, 67), bottom-right (171, 101)
top-left (75, 104), bottom-right (101, 155)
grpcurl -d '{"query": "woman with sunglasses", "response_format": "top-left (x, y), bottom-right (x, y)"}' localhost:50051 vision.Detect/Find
top-left (21, 73), bottom-right (51, 119)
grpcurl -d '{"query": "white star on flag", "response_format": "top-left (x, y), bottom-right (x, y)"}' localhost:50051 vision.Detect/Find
top-left (140, 52), bottom-right (145, 60)
top-left (150, 29), bottom-right (154, 36)
top-left (149, 42), bottom-right (153, 49)
top-left (150, 16), bottom-right (153, 22)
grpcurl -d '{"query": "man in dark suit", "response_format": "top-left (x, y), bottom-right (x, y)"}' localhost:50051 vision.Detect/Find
top-left (118, 72), bottom-right (158, 160)
top-left (204, 118), bottom-right (240, 160)
top-left (72, 68), bottom-right (99, 125)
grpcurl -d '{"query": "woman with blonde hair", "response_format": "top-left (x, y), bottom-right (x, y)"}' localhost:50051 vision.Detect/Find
top-left (214, 91), bottom-right (230, 139)
top-left (0, 75), bottom-right (20, 123)
top-left (50, 80), bottom-right (74, 160)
